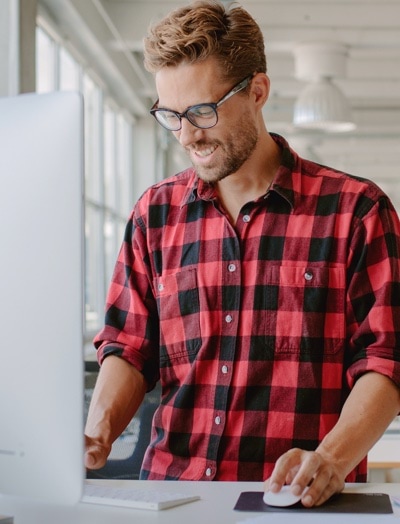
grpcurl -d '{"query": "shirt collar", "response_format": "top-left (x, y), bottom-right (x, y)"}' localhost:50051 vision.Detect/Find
top-left (180, 133), bottom-right (305, 210)
top-left (269, 133), bottom-right (301, 210)
top-left (180, 170), bottom-right (219, 207)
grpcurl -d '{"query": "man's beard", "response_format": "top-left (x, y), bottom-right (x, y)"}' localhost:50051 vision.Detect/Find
top-left (188, 115), bottom-right (259, 184)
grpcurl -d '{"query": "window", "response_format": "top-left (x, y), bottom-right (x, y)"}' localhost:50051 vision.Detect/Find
top-left (36, 24), bottom-right (135, 354)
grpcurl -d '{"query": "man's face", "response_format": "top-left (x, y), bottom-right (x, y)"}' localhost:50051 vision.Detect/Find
top-left (154, 59), bottom-right (260, 184)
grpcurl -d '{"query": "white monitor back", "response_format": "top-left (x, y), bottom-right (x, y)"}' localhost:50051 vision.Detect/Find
top-left (0, 91), bottom-right (85, 505)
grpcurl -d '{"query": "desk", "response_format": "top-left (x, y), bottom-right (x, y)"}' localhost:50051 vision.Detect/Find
top-left (1, 481), bottom-right (400, 524)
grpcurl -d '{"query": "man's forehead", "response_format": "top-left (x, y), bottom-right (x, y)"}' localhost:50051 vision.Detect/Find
top-left (154, 61), bottom-right (226, 109)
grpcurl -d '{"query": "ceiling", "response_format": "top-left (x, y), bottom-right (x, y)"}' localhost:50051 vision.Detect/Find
top-left (39, 0), bottom-right (400, 208)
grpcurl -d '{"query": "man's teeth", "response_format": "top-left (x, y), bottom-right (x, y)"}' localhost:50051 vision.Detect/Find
top-left (195, 145), bottom-right (217, 157)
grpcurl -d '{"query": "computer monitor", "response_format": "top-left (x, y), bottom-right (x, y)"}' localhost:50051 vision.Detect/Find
top-left (0, 91), bottom-right (85, 505)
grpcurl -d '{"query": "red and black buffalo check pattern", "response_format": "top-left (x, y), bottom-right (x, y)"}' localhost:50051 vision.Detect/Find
top-left (95, 134), bottom-right (400, 482)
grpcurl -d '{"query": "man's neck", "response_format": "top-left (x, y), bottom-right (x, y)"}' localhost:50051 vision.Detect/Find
top-left (215, 133), bottom-right (281, 224)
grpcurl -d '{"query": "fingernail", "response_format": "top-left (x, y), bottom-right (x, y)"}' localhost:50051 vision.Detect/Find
top-left (270, 483), bottom-right (280, 492)
top-left (302, 494), bottom-right (313, 507)
top-left (86, 453), bottom-right (96, 468)
top-left (291, 484), bottom-right (302, 496)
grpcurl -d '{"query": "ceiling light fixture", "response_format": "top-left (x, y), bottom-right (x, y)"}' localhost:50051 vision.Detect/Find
top-left (293, 42), bottom-right (356, 132)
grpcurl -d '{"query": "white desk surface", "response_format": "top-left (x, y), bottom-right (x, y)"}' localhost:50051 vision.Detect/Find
top-left (1, 480), bottom-right (400, 524)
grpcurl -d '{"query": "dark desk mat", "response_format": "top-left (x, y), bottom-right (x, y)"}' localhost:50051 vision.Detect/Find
top-left (234, 491), bottom-right (393, 513)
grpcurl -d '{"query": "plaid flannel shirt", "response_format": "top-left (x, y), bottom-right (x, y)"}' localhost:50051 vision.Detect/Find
top-left (94, 134), bottom-right (400, 482)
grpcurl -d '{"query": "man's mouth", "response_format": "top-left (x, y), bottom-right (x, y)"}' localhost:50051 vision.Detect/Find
top-left (193, 144), bottom-right (218, 158)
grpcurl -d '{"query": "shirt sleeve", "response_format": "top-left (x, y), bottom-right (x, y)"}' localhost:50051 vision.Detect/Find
top-left (93, 208), bottom-right (160, 390)
top-left (346, 193), bottom-right (400, 388)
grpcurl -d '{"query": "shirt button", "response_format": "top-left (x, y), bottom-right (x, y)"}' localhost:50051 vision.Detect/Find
top-left (304, 270), bottom-right (314, 281)
top-left (205, 468), bottom-right (212, 477)
top-left (228, 263), bottom-right (236, 272)
top-left (225, 314), bottom-right (233, 323)
top-left (221, 365), bottom-right (229, 374)
top-left (215, 416), bottom-right (221, 425)
top-left (157, 283), bottom-right (164, 291)
top-left (243, 214), bottom-right (250, 223)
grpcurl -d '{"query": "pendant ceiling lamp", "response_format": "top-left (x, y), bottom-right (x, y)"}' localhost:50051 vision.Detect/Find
top-left (293, 42), bottom-right (356, 132)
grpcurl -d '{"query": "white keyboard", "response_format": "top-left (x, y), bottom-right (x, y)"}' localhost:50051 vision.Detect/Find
top-left (82, 483), bottom-right (200, 511)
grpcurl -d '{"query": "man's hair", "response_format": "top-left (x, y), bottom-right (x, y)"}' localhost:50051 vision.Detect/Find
top-left (143, 0), bottom-right (267, 83)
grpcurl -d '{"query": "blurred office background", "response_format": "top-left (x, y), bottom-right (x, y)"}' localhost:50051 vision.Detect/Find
top-left (1, 0), bottom-right (399, 480)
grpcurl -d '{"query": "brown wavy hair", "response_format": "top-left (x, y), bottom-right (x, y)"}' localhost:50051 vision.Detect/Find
top-left (143, 0), bottom-right (267, 84)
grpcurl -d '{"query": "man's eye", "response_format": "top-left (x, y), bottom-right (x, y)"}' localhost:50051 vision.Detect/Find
top-left (190, 105), bottom-right (215, 118)
top-left (164, 112), bottom-right (178, 121)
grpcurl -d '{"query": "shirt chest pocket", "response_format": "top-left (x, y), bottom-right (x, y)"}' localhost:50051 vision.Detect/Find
top-left (265, 265), bottom-right (346, 354)
top-left (154, 268), bottom-right (201, 358)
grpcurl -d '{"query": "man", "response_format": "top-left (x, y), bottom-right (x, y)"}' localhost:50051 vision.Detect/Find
top-left (85, 0), bottom-right (400, 507)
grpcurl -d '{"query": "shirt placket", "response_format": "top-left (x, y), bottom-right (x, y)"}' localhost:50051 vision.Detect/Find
top-left (202, 219), bottom-right (243, 480)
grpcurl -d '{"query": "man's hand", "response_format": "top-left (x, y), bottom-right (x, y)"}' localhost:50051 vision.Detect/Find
top-left (264, 373), bottom-right (400, 507)
top-left (264, 448), bottom-right (345, 507)
top-left (84, 356), bottom-right (147, 471)
top-left (84, 434), bottom-right (111, 470)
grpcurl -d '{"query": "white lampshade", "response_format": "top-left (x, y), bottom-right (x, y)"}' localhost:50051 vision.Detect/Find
top-left (293, 77), bottom-right (356, 133)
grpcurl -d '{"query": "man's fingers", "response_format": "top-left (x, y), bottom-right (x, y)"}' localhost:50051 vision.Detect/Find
top-left (264, 448), bottom-right (345, 508)
top-left (269, 448), bottom-right (307, 487)
top-left (85, 436), bottom-right (110, 469)
top-left (291, 450), bottom-right (321, 482)
top-left (265, 448), bottom-right (306, 494)
top-left (85, 451), bottom-right (107, 470)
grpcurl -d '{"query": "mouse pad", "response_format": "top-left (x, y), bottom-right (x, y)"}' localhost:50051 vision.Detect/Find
top-left (234, 492), bottom-right (393, 513)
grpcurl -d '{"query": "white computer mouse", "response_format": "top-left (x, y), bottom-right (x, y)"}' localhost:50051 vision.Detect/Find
top-left (263, 485), bottom-right (303, 507)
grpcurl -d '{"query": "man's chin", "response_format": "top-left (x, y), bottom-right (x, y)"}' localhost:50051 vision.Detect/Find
top-left (194, 165), bottom-right (230, 184)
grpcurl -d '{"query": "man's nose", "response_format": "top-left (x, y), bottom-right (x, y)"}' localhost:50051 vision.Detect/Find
top-left (176, 118), bottom-right (205, 148)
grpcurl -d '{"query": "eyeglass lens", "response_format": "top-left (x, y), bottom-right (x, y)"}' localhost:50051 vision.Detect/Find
top-left (151, 75), bottom-right (252, 131)
top-left (155, 104), bottom-right (217, 131)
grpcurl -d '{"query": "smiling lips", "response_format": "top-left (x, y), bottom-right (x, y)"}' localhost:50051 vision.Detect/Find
top-left (192, 144), bottom-right (218, 158)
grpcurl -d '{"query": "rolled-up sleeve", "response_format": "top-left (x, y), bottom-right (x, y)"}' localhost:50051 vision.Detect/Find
top-left (94, 208), bottom-right (160, 390)
top-left (346, 195), bottom-right (400, 388)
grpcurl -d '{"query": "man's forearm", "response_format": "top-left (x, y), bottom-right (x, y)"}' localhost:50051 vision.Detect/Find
top-left (85, 355), bottom-right (147, 468)
top-left (316, 371), bottom-right (400, 477)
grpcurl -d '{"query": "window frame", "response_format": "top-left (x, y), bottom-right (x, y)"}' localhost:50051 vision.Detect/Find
top-left (36, 22), bottom-right (135, 356)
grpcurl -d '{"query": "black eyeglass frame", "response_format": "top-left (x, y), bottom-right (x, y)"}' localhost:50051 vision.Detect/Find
top-left (150, 75), bottom-right (253, 131)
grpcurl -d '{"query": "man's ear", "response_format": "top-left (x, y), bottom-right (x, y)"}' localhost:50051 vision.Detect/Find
top-left (251, 73), bottom-right (270, 108)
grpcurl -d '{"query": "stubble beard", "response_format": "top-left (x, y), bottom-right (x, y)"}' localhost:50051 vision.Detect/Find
top-left (188, 116), bottom-right (259, 184)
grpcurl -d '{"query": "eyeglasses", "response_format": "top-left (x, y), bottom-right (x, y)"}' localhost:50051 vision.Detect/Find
top-left (150, 75), bottom-right (252, 131)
